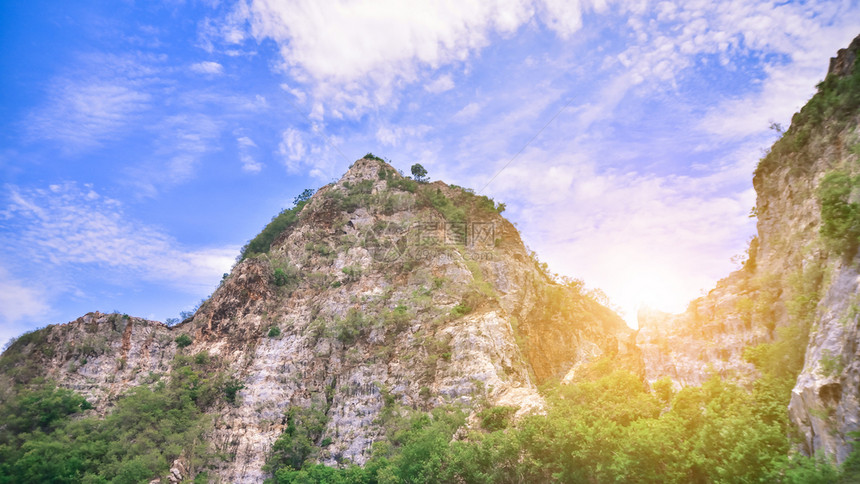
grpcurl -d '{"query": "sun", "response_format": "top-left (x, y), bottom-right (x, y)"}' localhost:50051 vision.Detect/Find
top-left (608, 269), bottom-right (699, 330)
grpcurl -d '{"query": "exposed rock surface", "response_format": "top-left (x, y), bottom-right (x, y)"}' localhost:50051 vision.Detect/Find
top-left (0, 157), bottom-right (631, 482)
top-left (639, 34), bottom-right (860, 463)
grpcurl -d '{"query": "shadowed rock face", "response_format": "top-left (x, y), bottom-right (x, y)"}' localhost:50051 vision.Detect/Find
top-left (0, 156), bottom-right (632, 482)
top-left (638, 33), bottom-right (860, 463)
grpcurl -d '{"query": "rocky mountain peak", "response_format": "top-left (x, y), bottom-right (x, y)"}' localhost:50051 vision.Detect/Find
top-left (0, 155), bottom-right (633, 481)
top-left (828, 33), bottom-right (860, 78)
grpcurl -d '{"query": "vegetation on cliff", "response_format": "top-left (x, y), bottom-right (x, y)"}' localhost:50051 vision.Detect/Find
top-left (261, 361), bottom-right (857, 483)
top-left (0, 353), bottom-right (230, 483)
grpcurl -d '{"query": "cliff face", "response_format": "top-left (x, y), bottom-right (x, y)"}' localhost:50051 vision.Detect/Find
top-left (0, 157), bottom-right (631, 482)
top-left (638, 34), bottom-right (860, 463)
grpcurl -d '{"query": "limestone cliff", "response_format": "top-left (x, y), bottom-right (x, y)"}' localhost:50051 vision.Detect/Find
top-left (0, 157), bottom-right (631, 482)
top-left (638, 34), bottom-right (860, 463)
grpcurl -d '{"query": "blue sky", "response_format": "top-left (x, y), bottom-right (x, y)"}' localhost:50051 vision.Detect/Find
top-left (1, 0), bottom-right (858, 347)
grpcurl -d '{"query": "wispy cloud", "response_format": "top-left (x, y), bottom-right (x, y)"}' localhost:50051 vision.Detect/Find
top-left (124, 113), bottom-right (223, 196)
top-left (0, 265), bottom-right (49, 327)
top-left (237, 135), bottom-right (263, 173)
top-left (278, 128), bottom-right (307, 169)
top-left (425, 74), bottom-right (455, 93)
top-left (24, 53), bottom-right (159, 152)
top-left (190, 60), bottom-right (225, 75)
top-left (1, 183), bottom-right (237, 292)
top-left (27, 80), bottom-right (150, 151)
top-left (482, 139), bottom-right (758, 322)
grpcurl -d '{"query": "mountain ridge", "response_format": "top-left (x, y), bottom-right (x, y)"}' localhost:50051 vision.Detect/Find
top-left (0, 155), bottom-right (633, 482)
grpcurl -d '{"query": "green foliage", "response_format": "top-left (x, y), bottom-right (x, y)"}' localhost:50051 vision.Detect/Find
top-left (259, 361), bottom-right (860, 484)
top-left (0, 381), bottom-right (91, 441)
top-left (293, 188), bottom-right (315, 206)
top-left (363, 153), bottom-right (384, 162)
top-left (341, 265), bottom-right (362, 283)
top-left (263, 370), bottom-right (837, 483)
top-left (0, 327), bottom-right (52, 384)
top-left (224, 379), bottom-right (245, 406)
top-left (819, 349), bottom-right (844, 377)
top-left (450, 302), bottom-right (471, 317)
top-left (477, 405), bottom-right (518, 432)
top-left (335, 179), bottom-right (375, 213)
top-left (265, 406), bottom-right (330, 473)
top-left (818, 170), bottom-right (860, 256)
top-left (651, 376), bottom-right (675, 405)
top-left (175, 333), bottom-right (193, 348)
top-left (0, 357), bottom-right (220, 483)
top-left (273, 264), bottom-right (300, 288)
top-left (387, 176), bottom-right (418, 193)
top-left (411, 163), bottom-right (428, 182)
top-left (756, 55), bottom-right (860, 178)
top-left (333, 309), bottom-right (368, 344)
top-left (268, 326), bottom-right (282, 338)
top-left (240, 192), bottom-right (311, 261)
top-left (306, 242), bottom-right (335, 258)
top-left (381, 304), bottom-right (411, 332)
top-left (421, 188), bottom-right (466, 225)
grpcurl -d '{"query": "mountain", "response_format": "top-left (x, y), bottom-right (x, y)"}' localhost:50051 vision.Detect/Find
top-left (2, 34), bottom-right (860, 484)
top-left (0, 156), bottom-right (632, 482)
top-left (638, 33), bottom-right (860, 463)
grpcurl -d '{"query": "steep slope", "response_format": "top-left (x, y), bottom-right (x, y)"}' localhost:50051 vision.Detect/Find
top-left (0, 157), bottom-right (632, 482)
top-left (638, 34), bottom-right (860, 463)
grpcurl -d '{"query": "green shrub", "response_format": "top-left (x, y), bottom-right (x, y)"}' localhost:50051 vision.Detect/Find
top-left (334, 309), bottom-right (368, 344)
top-left (388, 176), bottom-right (418, 193)
top-left (382, 304), bottom-right (411, 331)
top-left (305, 242), bottom-right (334, 257)
top-left (175, 334), bottom-right (192, 348)
top-left (272, 268), bottom-right (288, 286)
top-left (819, 170), bottom-right (860, 256)
top-left (421, 188), bottom-right (466, 225)
top-left (267, 326), bottom-right (281, 338)
top-left (341, 265), bottom-right (362, 282)
top-left (363, 152), bottom-right (384, 162)
top-left (272, 265), bottom-right (299, 288)
top-left (478, 405), bottom-right (519, 431)
top-left (224, 379), bottom-right (245, 405)
top-left (819, 349), bottom-right (844, 377)
top-left (239, 191), bottom-right (312, 261)
top-left (265, 406), bottom-right (329, 473)
top-left (451, 303), bottom-right (471, 317)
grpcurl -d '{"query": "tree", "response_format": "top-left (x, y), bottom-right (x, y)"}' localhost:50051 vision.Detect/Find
top-left (293, 188), bottom-right (315, 206)
top-left (411, 164), bottom-right (428, 182)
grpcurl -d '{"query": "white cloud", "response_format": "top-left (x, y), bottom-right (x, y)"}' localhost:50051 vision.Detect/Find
top-left (698, 22), bottom-right (859, 139)
top-left (539, 0), bottom-right (611, 38)
top-left (484, 142), bottom-right (758, 325)
top-left (375, 124), bottom-right (432, 146)
top-left (25, 53), bottom-right (157, 151)
top-left (237, 135), bottom-right (263, 172)
top-left (278, 128), bottom-right (307, 170)
top-left (0, 266), bottom-right (49, 327)
top-left (452, 102), bottom-right (482, 122)
top-left (219, 0), bottom-right (602, 115)
top-left (190, 61), bottom-right (225, 75)
top-left (125, 114), bottom-right (222, 195)
top-left (425, 74), bottom-right (455, 93)
top-left (27, 81), bottom-right (150, 150)
top-left (2, 183), bottom-right (237, 292)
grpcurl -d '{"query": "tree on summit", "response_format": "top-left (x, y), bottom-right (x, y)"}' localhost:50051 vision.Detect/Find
top-left (411, 163), bottom-right (428, 182)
